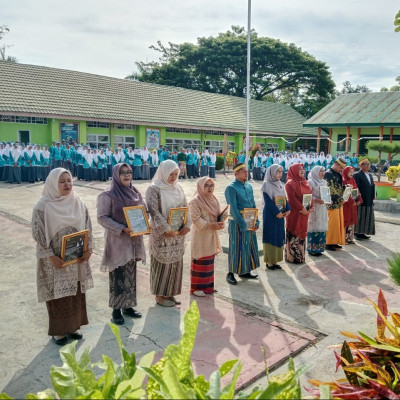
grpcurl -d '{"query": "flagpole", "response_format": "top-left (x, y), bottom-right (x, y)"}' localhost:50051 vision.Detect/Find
top-left (245, 0), bottom-right (251, 168)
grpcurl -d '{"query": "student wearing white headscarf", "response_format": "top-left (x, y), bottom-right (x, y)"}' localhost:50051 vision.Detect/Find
top-left (145, 160), bottom-right (191, 307)
top-left (261, 164), bottom-right (290, 270)
top-left (141, 146), bottom-right (150, 180)
top-left (307, 166), bottom-right (329, 256)
top-left (31, 168), bottom-right (93, 345)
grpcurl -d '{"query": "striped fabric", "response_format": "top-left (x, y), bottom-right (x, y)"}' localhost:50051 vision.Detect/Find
top-left (190, 255), bottom-right (215, 293)
top-left (150, 255), bottom-right (183, 296)
top-left (228, 220), bottom-right (260, 275)
top-left (355, 206), bottom-right (375, 235)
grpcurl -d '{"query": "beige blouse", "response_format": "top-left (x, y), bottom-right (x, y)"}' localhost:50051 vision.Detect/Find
top-left (188, 198), bottom-right (222, 260)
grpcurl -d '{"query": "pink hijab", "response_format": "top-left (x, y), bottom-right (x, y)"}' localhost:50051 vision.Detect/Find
top-left (191, 177), bottom-right (220, 221)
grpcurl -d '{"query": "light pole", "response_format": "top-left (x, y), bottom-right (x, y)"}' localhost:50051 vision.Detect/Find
top-left (245, 0), bottom-right (251, 168)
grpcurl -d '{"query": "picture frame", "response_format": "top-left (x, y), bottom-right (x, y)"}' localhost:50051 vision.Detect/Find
top-left (343, 186), bottom-right (353, 202)
top-left (302, 194), bottom-right (312, 210)
top-left (217, 205), bottom-right (229, 222)
top-left (320, 186), bottom-right (332, 204)
top-left (123, 205), bottom-right (151, 237)
top-left (275, 196), bottom-right (286, 212)
top-left (60, 229), bottom-right (89, 267)
top-left (168, 207), bottom-right (188, 233)
top-left (242, 208), bottom-right (258, 230)
top-left (145, 128), bottom-right (160, 150)
top-left (351, 188), bottom-right (359, 199)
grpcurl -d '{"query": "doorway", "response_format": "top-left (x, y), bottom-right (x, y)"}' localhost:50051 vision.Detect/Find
top-left (18, 130), bottom-right (30, 144)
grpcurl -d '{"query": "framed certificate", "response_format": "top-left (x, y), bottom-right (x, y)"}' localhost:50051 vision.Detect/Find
top-left (168, 207), bottom-right (188, 233)
top-left (275, 196), bottom-right (286, 212)
top-left (320, 186), bottom-right (331, 204)
top-left (343, 186), bottom-right (353, 202)
top-left (302, 194), bottom-right (312, 210)
top-left (242, 208), bottom-right (258, 230)
top-left (123, 205), bottom-right (151, 237)
top-left (61, 229), bottom-right (89, 266)
top-left (351, 188), bottom-right (359, 199)
top-left (218, 205), bottom-right (229, 222)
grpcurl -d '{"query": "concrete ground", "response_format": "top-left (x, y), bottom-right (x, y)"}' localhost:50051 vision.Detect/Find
top-left (1, 172), bottom-right (400, 397)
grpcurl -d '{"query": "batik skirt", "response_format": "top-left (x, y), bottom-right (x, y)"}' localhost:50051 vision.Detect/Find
top-left (150, 255), bottom-right (183, 296)
top-left (307, 231), bottom-right (326, 254)
top-left (109, 260), bottom-right (137, 309)
top-left (228, 220), bottom-right (260, 275)
top-left (285, 230), bottom-right (306, 263)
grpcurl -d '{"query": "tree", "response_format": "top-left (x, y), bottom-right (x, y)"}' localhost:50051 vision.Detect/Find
top-left (0, 25), bottom-right (17, 62)
top-left (336, 80), bottom-right (371, 95)
top-left (380, 76), bottom-right (400, 92)
top-left (128, 26), bottom-right (336, 118)
top-left (395, 10), bottom-right (400, 32)
top-left (366, 141), bottom-right (400, 181)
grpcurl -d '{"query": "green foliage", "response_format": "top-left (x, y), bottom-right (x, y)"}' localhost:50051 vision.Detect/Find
top-left (307, 290), bottom-right (400, 399)
top-left (0, 300), bottom-right (305, 399)
top-left (216, 156), bottom-right (224, 170)
top-left (395, 10), bottom-right (400, 32)
top-left (386, 165), bottom-right (400, 184)
top-left (129, 26), bottom-right (336, 118)
top-left (366, 141), bottom-right (400, 159)
top-left (358, 155), bottom-right (378, 164)
top-left (336, 80), bottom-right (371, 95)
top-left (388, 252), bottom-right (400, 287)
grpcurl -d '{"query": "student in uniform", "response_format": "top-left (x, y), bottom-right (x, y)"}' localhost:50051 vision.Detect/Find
top-left (208, 151), bottom-right (216, 179)
top-left (133, 148), bottom-right (143, 180)
top-left (41, 145), bottom-right (51, 181)
top-left (150, 149), bottom-right (159, 179)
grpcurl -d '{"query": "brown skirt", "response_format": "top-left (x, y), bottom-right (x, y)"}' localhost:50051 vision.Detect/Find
top-left (46, 282), bottom-right (88, 336)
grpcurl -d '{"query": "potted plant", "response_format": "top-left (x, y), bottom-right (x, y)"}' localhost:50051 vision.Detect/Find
top-left (385, 164), bottom-right (400, 202)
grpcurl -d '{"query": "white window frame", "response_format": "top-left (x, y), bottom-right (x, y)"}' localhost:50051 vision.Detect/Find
top-left (86, 134), bottom-right (110, 149)
top-left (113, 135), bottom-right (136, 148)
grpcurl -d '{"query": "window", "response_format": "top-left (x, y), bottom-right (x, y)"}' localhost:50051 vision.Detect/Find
top-left (204, 130), bottom-right (235, 137)
top-left (166, 138), bottom-right (202, 151)
top-left (86, 134), bottom-right (110, 149)
top-left (113, 135), bottom-right (136, 148)
top-left (114, 123), bottom-right (136, 130)
top-left (0, 115), bottom-right (48, 124)
top-left (166, 127), bottom-right (201, 134)
top-left (204, 140), bottom-right (235, 153)
top-left (86, 121), bottom-right (110, 128)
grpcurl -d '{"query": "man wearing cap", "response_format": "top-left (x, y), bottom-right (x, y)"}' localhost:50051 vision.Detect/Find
top-left (324, 157), bottom-right (347, 251)
top-left (224, 162), bottom-right (260, 285)
top-left (353, 159), bottom-right (376, 240)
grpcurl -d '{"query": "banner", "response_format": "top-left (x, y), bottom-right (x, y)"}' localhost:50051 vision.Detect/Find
top-left (146, 128), bottom-right (160, 150)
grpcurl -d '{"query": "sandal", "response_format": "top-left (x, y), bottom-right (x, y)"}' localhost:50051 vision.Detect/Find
top-left (156, 299), bottom-right (175, 307)
top-left (192, 290), bottom-right (206, 297)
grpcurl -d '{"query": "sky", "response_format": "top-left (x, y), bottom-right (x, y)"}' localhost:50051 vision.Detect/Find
top-left (1, 0), bottom-right (399, 92)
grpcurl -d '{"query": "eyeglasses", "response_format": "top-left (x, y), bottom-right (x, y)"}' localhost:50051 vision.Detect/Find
top-left (119, 171), bottom-right (133, 176)
top-left (204, 184), bottom-right (214, 188)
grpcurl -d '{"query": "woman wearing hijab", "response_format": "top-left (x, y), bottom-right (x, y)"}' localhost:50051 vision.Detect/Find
top-left (40, 145), bottom-right (51, 181)
top-left (188, 177), bottom-right (224, 296)
top-left (307, 166), bottom-right (329, 256)
top-left (133, 148), bottom-right (143, 180)
top-left (145, 160), bottom-right (191, 307)
top-left (141, 146), bottom-right (151, 180)
top-left (97, 163), bottom-right (146, 325)
top-left (261, 164), bottom-right (291, 270)
top-left (208, 151), bottom-right (216, 178)
top-left (342, 166), bottom-right (362, 244)
top-left (150, 149), bottom-right (159, 179)
top-left (285, 163), bottom-right (314, 264)
top-left (32, 168), bottom-right (93, 345)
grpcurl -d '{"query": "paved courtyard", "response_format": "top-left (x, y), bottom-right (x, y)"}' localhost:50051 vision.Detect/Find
top-left (0, 172), bottom-right (400, 397)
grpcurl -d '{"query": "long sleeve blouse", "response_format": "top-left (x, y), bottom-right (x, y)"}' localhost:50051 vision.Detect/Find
top-left (96, 192), bottom-right (146, 272)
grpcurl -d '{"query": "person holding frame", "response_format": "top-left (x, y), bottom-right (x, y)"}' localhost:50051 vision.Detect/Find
top-left (342, 166), bottom-right (363, 244)
top-left (224, 162), bottom-right (260, 285)
top-left (97, 163), bottom-right (146, 325)
top-left (306, 166), bottom-right (329, 256)
top-left (31, 168), bottom-right (93, 346)
top-left (188, 177), bottom-right (224, 297)
top-left (261, 164), bottom-right (291, 270)
top-left (145, 160), bottom-right (191, 307)
top-left (285, 163), bottom-right (314, 264)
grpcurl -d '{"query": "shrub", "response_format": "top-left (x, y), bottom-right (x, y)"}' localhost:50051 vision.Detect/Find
top-left (385, 165), bottom-right (400, 184)
top-left (216, 155), bottom-right (224, 170)
top-left (306, 289), bottom-right (400, 399)
top-left (0, 301), bottom-right (305, 399)
top-left (388, 252), bottom-right (400, 287)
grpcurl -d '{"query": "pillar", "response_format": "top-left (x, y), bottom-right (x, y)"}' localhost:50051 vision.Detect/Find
top-left (345, 126), bottom-right (350, 153)
top-left (316, 127), bottom-right (321, 153)
top-left (379, 126), bottom-right (383, 141)
top-left (328, 128), bottom-right (332, 154)
top-left (356, 128), bottom-right (361, 155)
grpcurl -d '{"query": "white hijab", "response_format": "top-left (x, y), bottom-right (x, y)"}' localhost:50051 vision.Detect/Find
top-left (33, 168), bottom-right (87, 247)
top-left (151, 151), bottom-right (159, 165)
top-left (151, 160), bottom-right (186, 219)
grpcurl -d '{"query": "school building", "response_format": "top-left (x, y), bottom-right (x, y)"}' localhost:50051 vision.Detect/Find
top-left (304, 91), bottom-right (400, 160)
top-left (0, 61), bottom-right (320, 153)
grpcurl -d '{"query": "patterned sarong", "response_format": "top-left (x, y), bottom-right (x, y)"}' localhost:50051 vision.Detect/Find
top-left (228, 220), bottom-right (259, 275)
top-left (190, 255), bottom-right (215, 293)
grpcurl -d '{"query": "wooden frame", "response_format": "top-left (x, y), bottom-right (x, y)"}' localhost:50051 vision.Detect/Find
top-left (242, 208), bottom-right (258, 230)
top-left (351, 188), bottom-right (359, 199)
top-left (168, 207), bottom-right (188, 233)
top-left (274, 196), bottom-right (286, 212)
top-left (343, 186), bottom-right (353, 202)
top-left (123, 205), bottom-right (151, 237)
top-left (145, 127), bottom-right (161, 150)
top-left (60, 229), bottom-right (89, 267)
